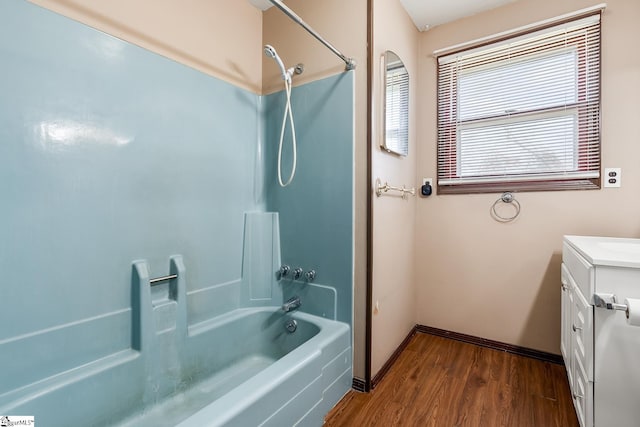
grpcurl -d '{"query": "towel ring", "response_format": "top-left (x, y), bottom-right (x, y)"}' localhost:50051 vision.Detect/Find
top-left (491, 192), bottom-right (520, 222)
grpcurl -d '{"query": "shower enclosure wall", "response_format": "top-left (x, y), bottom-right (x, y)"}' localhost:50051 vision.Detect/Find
top-left (0, 1), bottom-right (354, 425)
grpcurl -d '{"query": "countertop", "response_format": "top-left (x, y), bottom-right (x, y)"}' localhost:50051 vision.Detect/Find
top-left (564, 235), bottom-right (640, 269)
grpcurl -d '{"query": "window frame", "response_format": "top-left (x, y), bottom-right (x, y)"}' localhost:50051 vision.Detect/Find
top-left (436, 13), bottom-right (602, 195)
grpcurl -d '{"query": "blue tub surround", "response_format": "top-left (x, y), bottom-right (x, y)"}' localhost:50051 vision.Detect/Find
top-left (0, 212), bottom-right (351, 425)
top-left (265, 74), bottom-right (354, 327)
top-left (1, 0), bottom-right (354, 424)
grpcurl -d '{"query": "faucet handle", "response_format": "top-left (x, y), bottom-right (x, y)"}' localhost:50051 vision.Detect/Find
top-left (305, 270), bottom-right (316, 282)
top-left (278, 265), bottom-right (290, 278)
top-left (293, 267), bottom-right (303, 280)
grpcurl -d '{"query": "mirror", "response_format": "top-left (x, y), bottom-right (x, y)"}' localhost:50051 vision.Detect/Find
top-left (382, 50), bottom-right (409, 156)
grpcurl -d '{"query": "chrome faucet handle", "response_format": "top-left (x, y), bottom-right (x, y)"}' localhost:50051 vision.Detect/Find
top-left (305, 270), bottom-right (316, 282)
top-left (293, 267), bottom-right (303, 280)
top-left (278, 265), bottom-right (291, 278)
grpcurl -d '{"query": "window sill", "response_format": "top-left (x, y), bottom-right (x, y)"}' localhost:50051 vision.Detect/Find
top-left (437, 178), bottom-right (600, 195)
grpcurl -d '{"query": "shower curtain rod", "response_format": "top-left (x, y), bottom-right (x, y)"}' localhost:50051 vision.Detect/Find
top-left (267, 0), bottom-right (356, 71)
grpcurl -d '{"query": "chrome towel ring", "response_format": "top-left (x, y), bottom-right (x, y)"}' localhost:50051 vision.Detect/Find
top-left (491, 192), bottom-right (521, 222)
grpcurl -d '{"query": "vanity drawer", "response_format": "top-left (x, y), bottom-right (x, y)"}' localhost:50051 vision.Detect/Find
top-left (573, 352), bottom-right (594, 427)
top-left (571, 284), bottom-right (593, 381)
top-left (560, 264), bottom-right (574, 380)
top-left (563, 241), bottom-right (594, 298)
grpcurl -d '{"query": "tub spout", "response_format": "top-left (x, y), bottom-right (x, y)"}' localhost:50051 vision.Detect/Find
top-left (282, 296), bottom-right (301, 313)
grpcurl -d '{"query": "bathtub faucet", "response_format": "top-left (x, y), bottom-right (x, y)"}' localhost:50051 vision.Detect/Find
top-left (282, 296), bottom-right (301, 313)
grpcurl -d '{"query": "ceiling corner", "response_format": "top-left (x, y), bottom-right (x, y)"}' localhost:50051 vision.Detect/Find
top-left (248, 0), bottom-right (274, 12)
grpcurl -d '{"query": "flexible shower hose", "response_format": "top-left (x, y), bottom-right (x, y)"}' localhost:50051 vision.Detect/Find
top-left (277, 77), bottom-right (296, 187)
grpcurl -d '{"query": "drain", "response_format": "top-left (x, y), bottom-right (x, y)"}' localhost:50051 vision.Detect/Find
top-left (285, 319), bottom-right (297, 333)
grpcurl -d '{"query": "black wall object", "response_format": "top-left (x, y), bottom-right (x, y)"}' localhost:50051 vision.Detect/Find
top-left (421, 183), bottom-right (432, 196)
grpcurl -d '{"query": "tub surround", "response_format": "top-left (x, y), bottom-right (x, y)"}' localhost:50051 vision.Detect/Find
top-left (265, 73), bottom-right (355, 327)
top-left (0, 0), bottom-right (263, 342)
top-left (1, 0), bottom-right (353, 424)
top-left (0, 214), bottom-right (351, 426)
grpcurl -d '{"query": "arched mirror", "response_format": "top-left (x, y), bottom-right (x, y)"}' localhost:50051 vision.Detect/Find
top-left (381, 50), bottom-right (409, 156)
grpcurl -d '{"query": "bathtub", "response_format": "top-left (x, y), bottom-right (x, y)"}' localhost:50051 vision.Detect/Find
top-left (135, 307), bottom-right (351, 427)
top-left (176, 308), bottom-right (351, 427)
top-left (0, 306), bottom-right (352, 427)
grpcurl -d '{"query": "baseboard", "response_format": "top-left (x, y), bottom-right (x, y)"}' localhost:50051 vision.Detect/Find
top-left (351, 377), bottom-right (367, 392)
top-left (415, 324), bottom-right (563, 365)
top-left (370, 326), bottom-right (417, 389)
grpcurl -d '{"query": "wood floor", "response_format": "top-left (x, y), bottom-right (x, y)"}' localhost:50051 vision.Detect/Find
top-left (325, 333), bottom-right (578, 427)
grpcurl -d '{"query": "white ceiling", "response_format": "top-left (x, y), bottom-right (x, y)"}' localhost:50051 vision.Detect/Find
top-left (400, 0), bottom-right (518, 31)
top-left (248, 0), bottom-right (274, 12)
top-left (248, 0), bottom-right (519, 31)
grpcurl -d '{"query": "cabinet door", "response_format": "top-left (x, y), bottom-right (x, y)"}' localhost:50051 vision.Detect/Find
top-left (560, 264), bottom-right (573, 383)
top-left (571, 286), bottom-right (594, 427)
top-left (572, 352), bottom-right (594, 427)
top-left (571, 286), bottom-right (594, 382)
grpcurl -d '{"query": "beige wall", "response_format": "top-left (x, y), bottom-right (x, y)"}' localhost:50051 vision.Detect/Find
top-left (416, 0), bottom-right (640, 353)
top-left (28, 0), bottom-right (263, 93)
top-left (371, 0), bottom-right (419, 376)
top-left (262, 0), bottom-right (369, 379)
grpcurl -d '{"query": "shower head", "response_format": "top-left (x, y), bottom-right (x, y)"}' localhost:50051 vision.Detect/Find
top-left (264, 44), bottom-right (289, 81)
top-left (263, 44), bottom-right (277, 59)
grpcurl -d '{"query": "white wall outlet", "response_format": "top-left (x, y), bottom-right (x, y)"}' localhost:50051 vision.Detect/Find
top-left (422, 177), bottom-right (433, 186)
top-left (604, 168), bottom-right (621, 188)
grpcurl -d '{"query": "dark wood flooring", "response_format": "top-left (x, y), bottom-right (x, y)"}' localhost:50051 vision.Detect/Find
top-left (325, 333), bottom-right (578, 427)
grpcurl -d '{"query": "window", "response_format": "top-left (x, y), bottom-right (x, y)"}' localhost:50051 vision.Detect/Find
top-left (383, 51), bottom-right (409, 156)
top-left (437, 13), bottom-right (601, 194)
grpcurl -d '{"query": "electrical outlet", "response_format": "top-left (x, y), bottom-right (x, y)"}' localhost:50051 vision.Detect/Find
top-left (604, 168), bottom-right (621, 188)
top-left (422, 177), bottom-right (433, 186)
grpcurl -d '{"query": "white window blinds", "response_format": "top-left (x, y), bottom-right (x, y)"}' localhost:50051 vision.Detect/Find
top-left (437, 13), bottom-right (601, 193)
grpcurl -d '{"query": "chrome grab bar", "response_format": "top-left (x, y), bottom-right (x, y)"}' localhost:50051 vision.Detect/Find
top-left (149, 274), bottom-right (178, 286)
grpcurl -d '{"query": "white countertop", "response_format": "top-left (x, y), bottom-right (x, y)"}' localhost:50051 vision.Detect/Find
top-left (564, 235), bottom-right (640, 269)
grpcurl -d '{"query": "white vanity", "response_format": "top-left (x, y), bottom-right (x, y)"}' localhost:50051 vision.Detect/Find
top-left (562, 235), bottom-right (640, 427)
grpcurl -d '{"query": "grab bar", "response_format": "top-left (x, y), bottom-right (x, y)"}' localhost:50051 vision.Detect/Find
top-left (149, 274), bottom-right (178, 286)
top-left (375, 178), bottom-right (415, 199)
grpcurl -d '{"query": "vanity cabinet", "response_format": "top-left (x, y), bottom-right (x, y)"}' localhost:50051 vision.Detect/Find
top-left (561, 235), bottom-right (640, 427)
